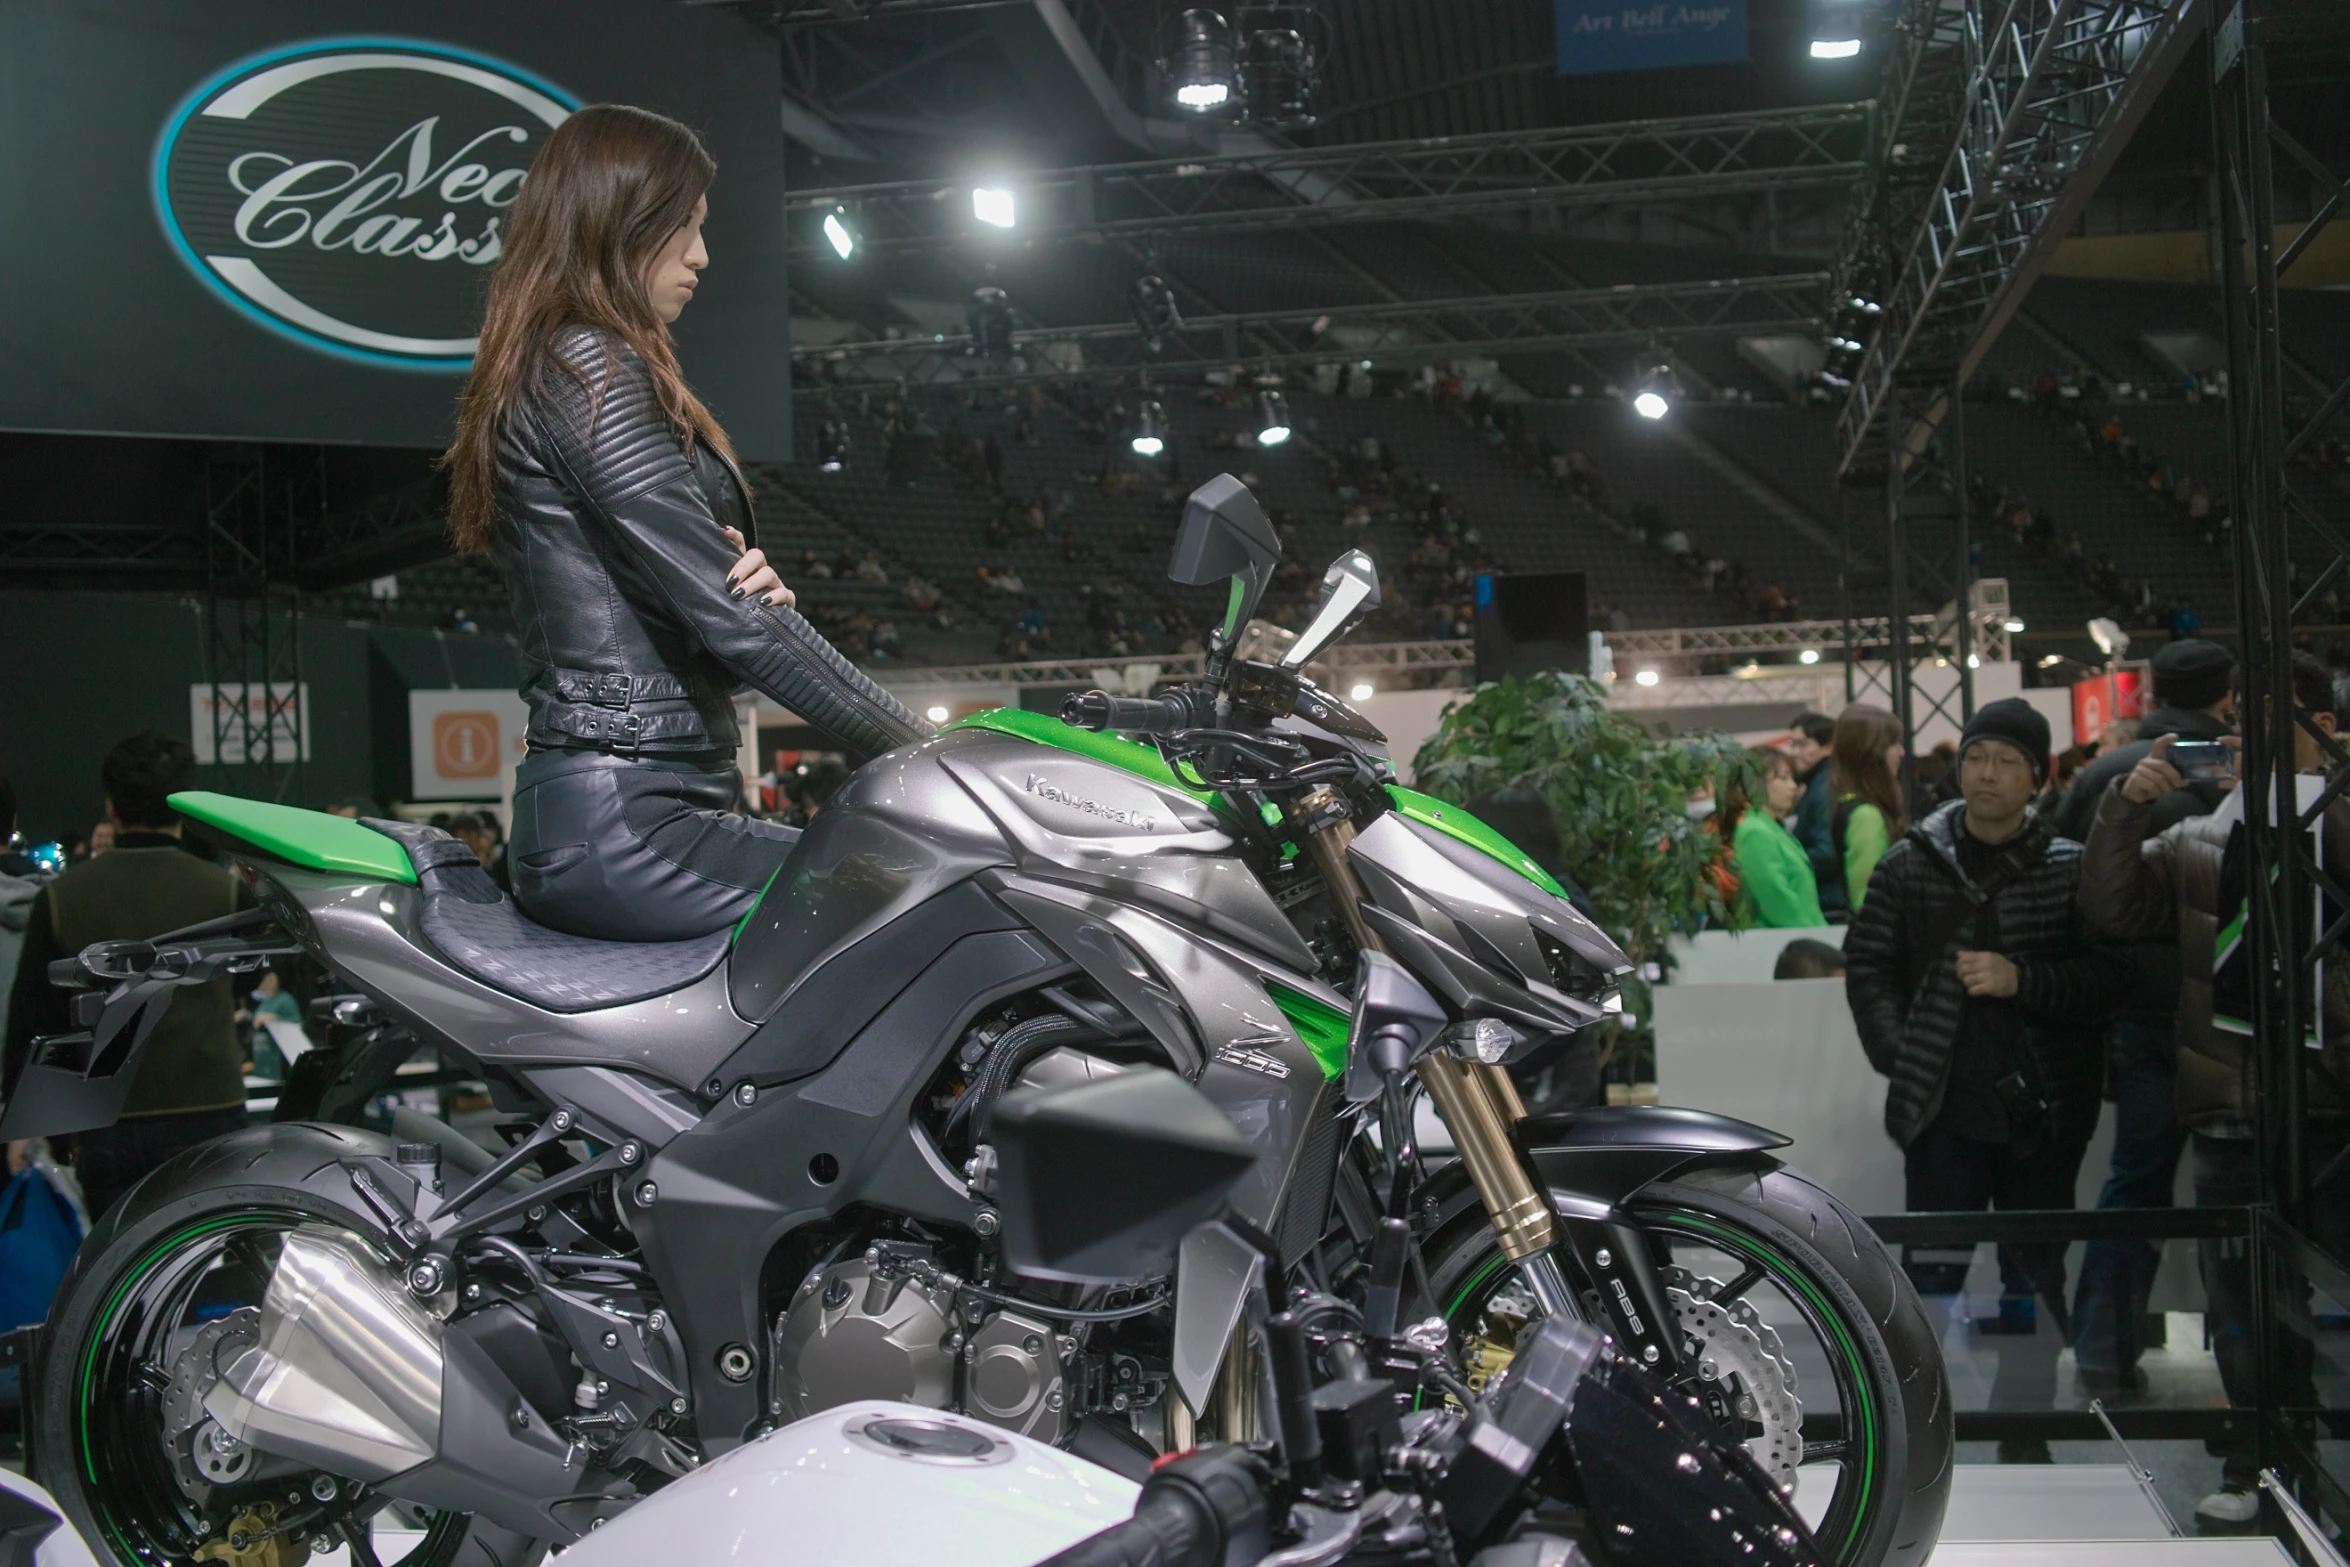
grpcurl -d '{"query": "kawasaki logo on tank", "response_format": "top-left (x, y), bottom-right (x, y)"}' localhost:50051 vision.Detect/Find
top-left (154, 39), bottom-right (580, 370)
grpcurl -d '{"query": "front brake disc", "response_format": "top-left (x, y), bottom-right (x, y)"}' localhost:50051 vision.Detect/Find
top-left (1664, 1264), bottom-right (1803, 1492)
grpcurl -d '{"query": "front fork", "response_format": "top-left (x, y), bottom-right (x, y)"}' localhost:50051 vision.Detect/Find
top-left (1295, 795), bottom-right (1680, 1373)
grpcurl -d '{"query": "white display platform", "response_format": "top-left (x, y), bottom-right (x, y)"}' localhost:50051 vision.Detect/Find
top-left (1930, 1543), bottom-right (2288, 1567)
top-left (1654, 929), bottom-right (2205, 1311)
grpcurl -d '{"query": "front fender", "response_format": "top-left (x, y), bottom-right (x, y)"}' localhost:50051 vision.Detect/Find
top-left (1517, 1106), bottom-right (1789, 1215)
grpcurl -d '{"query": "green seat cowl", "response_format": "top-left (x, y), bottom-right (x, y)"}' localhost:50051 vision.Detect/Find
top-left (169, 791), bottom-right (420, 885)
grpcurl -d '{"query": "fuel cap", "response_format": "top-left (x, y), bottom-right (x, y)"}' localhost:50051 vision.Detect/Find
top-left (842, 1414), bottom-right (1013, 1465)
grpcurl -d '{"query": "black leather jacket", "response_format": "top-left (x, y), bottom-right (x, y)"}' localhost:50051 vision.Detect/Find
top-left (493, 325), bottom-right (927, 762)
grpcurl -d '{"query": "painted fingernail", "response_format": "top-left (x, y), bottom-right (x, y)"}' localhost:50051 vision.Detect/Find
top-left (731, 585), bottom-right (747, 600)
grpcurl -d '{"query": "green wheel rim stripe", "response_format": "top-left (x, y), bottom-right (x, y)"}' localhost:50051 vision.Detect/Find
top-left (78, 1213), bottom-right (288, 1567)
top-left (1443, 1221), bottom-right (1879, 1562)
top-left (1658, 1214), bottom-right (1879, 1561)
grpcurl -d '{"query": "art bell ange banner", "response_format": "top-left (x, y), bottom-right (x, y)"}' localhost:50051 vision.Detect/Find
top-left (1554, 0), bottom-right (1749, 76)
top-left (0, 1), bottom-right (789, 456)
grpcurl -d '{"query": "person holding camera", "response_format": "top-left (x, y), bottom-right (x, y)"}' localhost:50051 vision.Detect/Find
top-left (2061, 643), bottom-right (2238, 1391)
top-left (2076, 652), bottom-right (2350, 1525)
top-left (1846, 699), bottom-right (2127, 1328)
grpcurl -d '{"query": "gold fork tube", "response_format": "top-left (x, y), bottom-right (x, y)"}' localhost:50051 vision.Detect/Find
top-left (1293, 800), bottom-right (1554, 1263)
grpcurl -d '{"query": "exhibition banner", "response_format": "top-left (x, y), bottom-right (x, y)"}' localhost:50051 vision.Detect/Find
top-left (0, 1), bottom-right (790, 457)
top-left (409, 687), bottom-right (528, 800)
top-left (1554, 0), bottom-right (1749, 76)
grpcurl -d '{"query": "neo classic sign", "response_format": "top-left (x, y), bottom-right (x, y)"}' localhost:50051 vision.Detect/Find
top-left (154, 40), bottom-right (579, 369)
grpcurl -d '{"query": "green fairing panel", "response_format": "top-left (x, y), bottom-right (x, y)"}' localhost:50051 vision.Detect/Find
top-left (168, 791), bottom-right (419, 885)
top-left (1385, 786), bottom-right (1570, 901)
top-left (1266, 982), bottom-right (1349, 1081)
top-left (940, 708), bottom-right (1215, 803)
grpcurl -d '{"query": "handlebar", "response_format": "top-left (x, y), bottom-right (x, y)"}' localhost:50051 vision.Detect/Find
top-left (1061, 689), bottom-right (1197, 735)
top-left (1038, 1449), bottom-right (1270, 1567)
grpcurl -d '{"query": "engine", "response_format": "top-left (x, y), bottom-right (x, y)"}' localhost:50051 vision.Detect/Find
top-left (771, 1253), bottom-right (1071, 1444)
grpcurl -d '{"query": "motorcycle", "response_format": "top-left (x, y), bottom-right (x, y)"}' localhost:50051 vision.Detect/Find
top-left (553, 1065), bottom-right (1826, 1567)
top-left (7, 473), bottom-right (1948, 1567)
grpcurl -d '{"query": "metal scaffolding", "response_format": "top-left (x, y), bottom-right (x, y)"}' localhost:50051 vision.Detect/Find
top-left (866, 600), bottom-right (2015, 693)
top-left (2211, 0), bottom-right (2350, 1506)
top-left (789, 103), bottom-right (1871, 253)
top-left (794, 273), bottom-right (1826, 391)
top-left (201, 447), bottom-right (318, 804)
top-left (1831, 0), bottom-right (2206, 476)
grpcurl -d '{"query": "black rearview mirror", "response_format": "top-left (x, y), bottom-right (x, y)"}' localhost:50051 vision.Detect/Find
top-left (990, 1068), bottom-right (1255, 1284)
top-left (1281, 549), bottom-right (1382, 669)
top-left (1168, 473), bottom-right (1282, 643)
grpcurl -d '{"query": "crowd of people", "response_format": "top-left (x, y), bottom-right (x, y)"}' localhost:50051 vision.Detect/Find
top-left (1446, 388), bottom-right (1807, 623)
top-left (1712, 637), bottom-right (2337, 1522)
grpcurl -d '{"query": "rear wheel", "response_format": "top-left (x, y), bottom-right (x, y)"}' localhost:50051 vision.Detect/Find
top-left (33, 1126), bottom-right (540, 1567)
top-left (1425, 1160), bottom-right (1951, 1567)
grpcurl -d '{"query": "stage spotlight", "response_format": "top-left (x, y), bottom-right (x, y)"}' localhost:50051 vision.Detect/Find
top-left (1130, 400), bottom-right (1168, 457)
top-left (925, 705), bottom-right (951, 723)
top-left (817, 419), bottom-right (850, 473)
top-left (1848, 295), bottom-right (1882, 315)
top-left (1634, 669), bottom-right (1661, 687)
top-left (1255, 387), bottom-right (1292, 445)
top-left (1349, 682), bottom-right (1375, 701)
top-left (1799, 648), bottom-right (1821, 665)
top-left (821, 207), bottom-right (857, 260)
top-left (973, 187), bottom-right (1015, 228)
top-left (1167, 10), bottom-right (1237, 112)
top-left (2004, 617), bottom-right (2027, 633)
top-left (1130, 275), bottom-right (1183, 355)
top-left (1631, 360), bottom-right (1679, 420)
top-left (1245, 27), bottom-right (1318, 127)
top-left (1811, 38), bottom-right (1861, 56)
top-left (966, 287), bottom-right (1014, 359)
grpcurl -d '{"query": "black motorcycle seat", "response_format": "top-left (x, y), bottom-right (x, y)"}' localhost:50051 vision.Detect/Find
top-left (366, 819), bottom-right (738, 1014)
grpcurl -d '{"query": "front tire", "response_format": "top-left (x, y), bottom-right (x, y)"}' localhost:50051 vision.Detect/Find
top-left (1425, 1159), bottom-right (1951, 1567)
top-left (33, 1124), bottom-right (542, 1567)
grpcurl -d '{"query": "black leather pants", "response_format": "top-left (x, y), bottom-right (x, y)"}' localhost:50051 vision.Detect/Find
top-left (508, 749), bottom-right (800, 942)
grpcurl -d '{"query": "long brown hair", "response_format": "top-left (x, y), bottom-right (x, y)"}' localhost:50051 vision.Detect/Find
top-left (1829, 703), bottom-right (1909, 839)
top-left (444, 104), bottom-right (734, 553)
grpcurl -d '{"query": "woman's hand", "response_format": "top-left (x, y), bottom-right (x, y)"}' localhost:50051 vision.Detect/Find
top-left (720, 526), bottom-right (794, 608)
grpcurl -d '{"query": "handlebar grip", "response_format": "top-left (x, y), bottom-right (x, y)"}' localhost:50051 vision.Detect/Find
top-left (1061, 689), bottom-right (1191, 734)
top-left (1038, 1449), bottom-right (1271, 1567)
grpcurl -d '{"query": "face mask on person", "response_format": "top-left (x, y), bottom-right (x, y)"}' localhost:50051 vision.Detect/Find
top-left (1686, 796), bottom-right (1717, 821)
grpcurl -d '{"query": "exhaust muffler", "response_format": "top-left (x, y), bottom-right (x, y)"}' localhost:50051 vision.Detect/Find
top-left (205, 1226), bottom-right (444, 1480)
top-left (205, 1223), bottom-right (601, 1539)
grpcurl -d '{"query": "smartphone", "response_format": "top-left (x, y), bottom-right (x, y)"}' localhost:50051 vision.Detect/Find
top-left (2169, 739), bottom-right (2235, 782)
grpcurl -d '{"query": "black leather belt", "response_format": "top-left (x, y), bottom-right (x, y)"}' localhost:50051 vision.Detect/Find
top-left (549, 668), bottom-right (695, 710)
top-left (534, 704), bottom-right (723, 754)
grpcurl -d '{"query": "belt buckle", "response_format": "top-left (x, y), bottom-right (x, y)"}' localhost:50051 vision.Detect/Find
top-left (592, 673), bottom-right (634, 710)
top-left (609, 712), bottom-right (645, 754)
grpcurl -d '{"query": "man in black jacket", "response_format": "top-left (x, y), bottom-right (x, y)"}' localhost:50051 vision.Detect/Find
top-left (2050, 639), bottom-right (2235, 842)
top-left (1846, 699), bottom-right (2127, 1324)
top-left (2060, 641), bottom-right (2235, 1387)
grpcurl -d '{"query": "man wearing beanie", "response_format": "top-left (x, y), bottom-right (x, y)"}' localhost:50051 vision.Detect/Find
top-left (1846, 698), bottom-right (2126, 1376)
top-left (2054, 640), bottom-right (2236, 1392)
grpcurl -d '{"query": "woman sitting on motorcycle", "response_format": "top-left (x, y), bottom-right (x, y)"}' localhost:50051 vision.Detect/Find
top-left (443, 104), bottom-right (927, 942)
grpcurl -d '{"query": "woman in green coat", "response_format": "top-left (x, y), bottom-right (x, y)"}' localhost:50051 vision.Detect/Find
top-left (1828, 703), bottom-right (1909, 912)
top-left (1732, 748), bottom-right (1828, 928)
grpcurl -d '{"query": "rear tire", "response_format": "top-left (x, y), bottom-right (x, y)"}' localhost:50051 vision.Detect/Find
top-left (1425, 1158), bottom-right (1951, 1567)
top-left (33, 1123), bottom-right (542, 1567)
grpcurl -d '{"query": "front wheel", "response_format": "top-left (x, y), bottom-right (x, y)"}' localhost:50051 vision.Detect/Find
top-left (32, 1124), bottom-right (543, 1567)
top-left (1424, 1160), bottom-right (1952, 1567)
